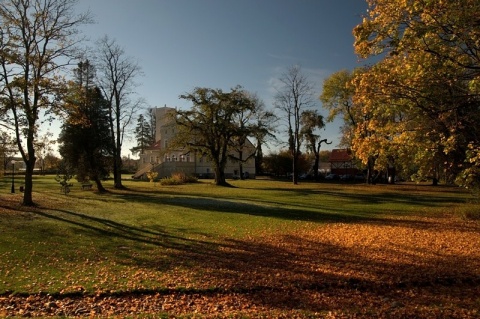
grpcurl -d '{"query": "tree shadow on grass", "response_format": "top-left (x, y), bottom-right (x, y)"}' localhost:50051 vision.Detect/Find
top-left (6, 201), bottom-right (479, 316)
top-left (105, 192), bottom-right (469, 232)
top-left (33, 208), bottom-right (210, 252)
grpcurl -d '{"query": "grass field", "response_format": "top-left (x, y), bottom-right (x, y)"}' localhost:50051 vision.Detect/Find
top-left (0, 176), bottom-right (479, 318)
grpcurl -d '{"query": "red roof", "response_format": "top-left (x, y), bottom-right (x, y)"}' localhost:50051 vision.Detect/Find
top-left (329, 149), bottom-right (352, 162)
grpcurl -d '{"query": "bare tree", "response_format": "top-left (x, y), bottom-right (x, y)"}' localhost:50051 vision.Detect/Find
top-left (274, 65), bottom-right (316, 185)
top-left (0, 0), bottom-right (91, 205)
top-left (95, 36), bottom-right (143, 189)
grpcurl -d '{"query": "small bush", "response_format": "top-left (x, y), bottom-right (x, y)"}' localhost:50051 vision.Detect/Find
top-left (159, 176), bottom-right (182, 185)
top-left (159, 172), bottom-right (198, 186)
top-left (173, 172), bottom-right (198, 183)
top-left (146, 170), bottom-right (158, 183)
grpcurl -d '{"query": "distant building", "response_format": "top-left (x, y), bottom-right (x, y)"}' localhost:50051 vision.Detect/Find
top-left (133, 106), bottom-right (256, 179)
top-left (328, 149), bottom-right (358, 175)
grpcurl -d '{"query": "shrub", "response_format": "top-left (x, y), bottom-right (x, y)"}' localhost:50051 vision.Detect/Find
top-left (159, 172), bottom-right (198, 186)
top-left (174, 172), bottom-right (198, 183)
top-left (146, 170), bottom-right (159, 183)
top-left (159, 177), bottom-right (181, 185)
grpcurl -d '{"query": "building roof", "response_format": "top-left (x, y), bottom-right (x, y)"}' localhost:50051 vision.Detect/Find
top-left (329, 149), bottom-right (352, 162)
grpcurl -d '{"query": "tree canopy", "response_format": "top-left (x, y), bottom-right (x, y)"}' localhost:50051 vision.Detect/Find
top-left (174, 86), bottom-right (257, 186)
top-left (345, 0), bottom-right (480, 189)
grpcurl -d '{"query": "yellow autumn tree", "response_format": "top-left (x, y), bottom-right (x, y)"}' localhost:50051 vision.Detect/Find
top-left (351, 0), bottom-right (480, 188)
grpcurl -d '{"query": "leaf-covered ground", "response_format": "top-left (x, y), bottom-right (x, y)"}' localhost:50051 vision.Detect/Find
top-left (1, 197), bottom-right (479, 318)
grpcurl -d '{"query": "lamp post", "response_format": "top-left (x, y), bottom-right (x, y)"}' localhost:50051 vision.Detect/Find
top-left (11, 160), bottom-right (15, 194)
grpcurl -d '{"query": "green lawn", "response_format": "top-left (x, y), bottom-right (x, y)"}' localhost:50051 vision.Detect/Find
top-left (0, 176), bottom-right (478, 317)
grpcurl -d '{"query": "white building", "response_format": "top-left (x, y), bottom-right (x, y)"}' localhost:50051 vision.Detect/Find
top-left (134, 106), bottom-right (256, 179)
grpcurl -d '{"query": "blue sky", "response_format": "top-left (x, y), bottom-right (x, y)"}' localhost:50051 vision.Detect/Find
top-left (72, 0), bottom-right (370, 156)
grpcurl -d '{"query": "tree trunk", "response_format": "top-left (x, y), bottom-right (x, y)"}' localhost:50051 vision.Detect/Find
top-left (22, 158), bottom-right (36, 206)
top-left (113, 103), bottom-right (124, 189)
top-left (22, 132), bottom-right (37, 206)
top-left (313, 154), bottom-right (320, 181)
top-left (214, 166), bottom-right (228, 186)
top-left (292, 152), bottom-right (299, 185)
top-left (94, 177), bottom-right (106, 192)
top-left (113, 153), bottom-right (124, 189)
top-left (388, 166), bottom-right (396, 184)
top-left (367, 156), bottom-right (376, 184)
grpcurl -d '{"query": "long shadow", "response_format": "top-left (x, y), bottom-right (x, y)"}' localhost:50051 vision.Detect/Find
top-left (113, 192), bottom-right (392, 224)
top-left (105, 191), bottom-right (462, 232)
top-left (237, 185), bottom-right (466, 206)
top-left (33, 208), bottom-right (215, 254)
top-left (9, 210), bottom-right (480, 315)
top-left (5, 199), bottom-right (478, 315)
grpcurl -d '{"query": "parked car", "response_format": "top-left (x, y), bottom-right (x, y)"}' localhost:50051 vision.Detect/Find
top-left (325, 173), bottom-right (339, 180)
top-left (340, 174), bottom-right (353, 181)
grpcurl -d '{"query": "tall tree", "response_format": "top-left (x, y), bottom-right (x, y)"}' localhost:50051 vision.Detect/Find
top-left (320, 68), bottom-right (379, 183)
top-left (58, 60), bottom-right (112, 192)
top-left (130, 112), bottom-right (155, 157)
top-left (96, 36), bottom-right (143, 189)
top-left (300, 110), bottom-right (330, 181)
top-left (0, 0), bottom-right (91, 205)
top-left (353, 0), bottom-right (480, 188)
top-left (275, 65), bottom-right (316, 184)
top-left (174, 86), bottom-right (256, 186)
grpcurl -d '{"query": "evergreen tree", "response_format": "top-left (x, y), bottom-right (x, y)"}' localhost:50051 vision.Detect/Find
top-left (58, 61), bottom-right (113, 192)
top-left (130, 111), bottom-right (155, 156)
